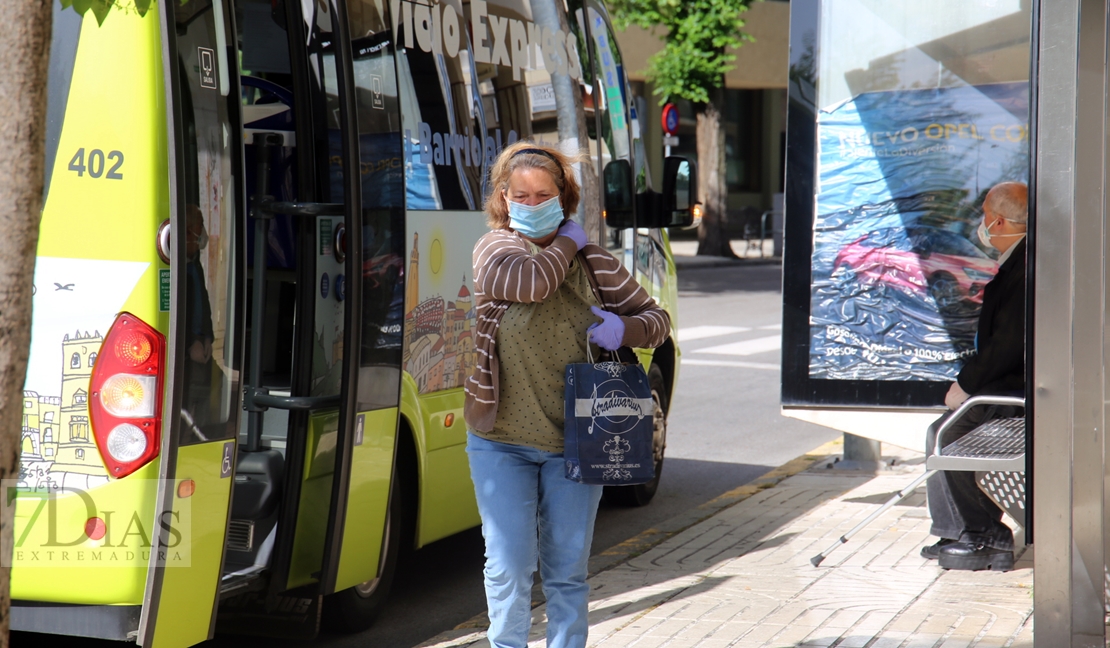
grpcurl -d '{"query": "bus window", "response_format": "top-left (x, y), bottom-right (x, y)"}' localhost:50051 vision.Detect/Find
top-left (471, 0), bottom-right (597, 223)
top-left (346, 0), bottom-right (406, 409)
top-left (583, 4), bottom-right (633, 251)
top-left (44, 4), bottom-right (81, 201)
top-left (394, 0), bottom-right (485, 210)
top-left (470, 1), bottom-right (557, 148)
top-left (175, 0), bottom-right (242, 444)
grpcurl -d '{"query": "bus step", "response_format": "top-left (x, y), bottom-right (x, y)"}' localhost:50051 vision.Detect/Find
top-left (219, 570), bottom-right (265, 598)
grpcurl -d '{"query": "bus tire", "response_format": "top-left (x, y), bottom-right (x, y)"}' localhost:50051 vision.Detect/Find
top-left (322, 466), bottom-right (405, 633)
top-left (602, 364), bottom-right (668, 507)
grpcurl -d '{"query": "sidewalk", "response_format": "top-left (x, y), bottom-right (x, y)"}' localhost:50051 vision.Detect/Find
top-left (668, 239), bottom-right (780, 270)
top-left (418, 442), bottom-right (1033, 648)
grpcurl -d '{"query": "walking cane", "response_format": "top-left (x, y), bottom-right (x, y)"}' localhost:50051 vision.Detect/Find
top-left (809, 469), bottom-right (937, 567)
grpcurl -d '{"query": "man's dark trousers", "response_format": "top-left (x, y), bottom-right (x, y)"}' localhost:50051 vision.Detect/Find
top-left (925, 404), bottom-right (1021, 551)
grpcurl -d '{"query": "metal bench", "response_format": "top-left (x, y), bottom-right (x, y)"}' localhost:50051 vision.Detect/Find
top-left (811, 394), bottom-right (1026, 566)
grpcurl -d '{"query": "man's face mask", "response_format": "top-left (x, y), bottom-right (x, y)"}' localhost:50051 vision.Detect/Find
top-left (507, 195), bottom-right (564, 239)
top-left (977, 215), bottom-right (1025, 248)
top-left (187, 224), bottom-right (208, 255)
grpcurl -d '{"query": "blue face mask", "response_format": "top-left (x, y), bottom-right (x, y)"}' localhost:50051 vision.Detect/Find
top-left (508, 195), bottom-right (564, 239)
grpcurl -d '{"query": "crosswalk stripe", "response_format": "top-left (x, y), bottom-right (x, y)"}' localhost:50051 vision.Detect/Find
top-left (677, 325), bottom-right (750, 342)
top-left (682, 359), bottom-right (779, 370)
top-left (694, 335), bottom-right (781, 357)
top-left (758, 324), bottom-right (782, 330)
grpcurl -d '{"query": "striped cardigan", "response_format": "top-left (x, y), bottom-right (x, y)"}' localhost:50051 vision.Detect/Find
top-left (463, 229), bottom-right (672, 433)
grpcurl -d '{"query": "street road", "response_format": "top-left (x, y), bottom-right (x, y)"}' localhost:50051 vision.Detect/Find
top-left (17, 262), bottom-right (840, 648)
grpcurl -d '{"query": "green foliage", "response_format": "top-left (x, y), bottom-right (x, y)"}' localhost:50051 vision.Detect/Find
top-left (609, 0), bottom-right (756, 105)
top-left (60, 0), bottom-right (153, 26)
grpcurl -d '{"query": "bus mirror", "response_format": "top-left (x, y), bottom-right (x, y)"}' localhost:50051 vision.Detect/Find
top-left (603, 160), bottom-right (634, 229)
top-left (663, 156), bottom-right (697, 228)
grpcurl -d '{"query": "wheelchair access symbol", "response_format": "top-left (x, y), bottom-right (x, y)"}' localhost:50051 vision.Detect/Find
top-left (221, 441), bottom-right (234, 478)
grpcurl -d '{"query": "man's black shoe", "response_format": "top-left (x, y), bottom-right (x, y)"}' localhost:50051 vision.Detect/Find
top-left (919, 538), bottom-right (958, 560)
top-left (938, 542), bottom-right (1014, 571)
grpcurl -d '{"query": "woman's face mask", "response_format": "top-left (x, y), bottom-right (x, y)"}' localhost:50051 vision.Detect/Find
top-left (507, 195), bottom-right (564, 239)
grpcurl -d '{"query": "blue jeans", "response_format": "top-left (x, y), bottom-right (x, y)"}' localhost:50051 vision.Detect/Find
top-left (466, 432), bottom-right (603, 648)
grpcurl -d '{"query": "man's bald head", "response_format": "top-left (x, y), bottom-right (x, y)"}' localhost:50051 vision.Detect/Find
top-left (984, 181), bottom-right (1028, 224)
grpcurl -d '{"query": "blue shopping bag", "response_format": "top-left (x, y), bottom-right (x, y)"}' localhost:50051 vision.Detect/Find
top-left (564, 349), bottom-right (656, 485)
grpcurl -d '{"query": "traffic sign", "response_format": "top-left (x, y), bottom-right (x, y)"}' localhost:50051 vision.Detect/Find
top-left (661, 103), bottom-right (679, 136)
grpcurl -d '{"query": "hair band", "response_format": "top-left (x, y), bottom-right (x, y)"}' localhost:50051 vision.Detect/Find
top-left (513, 147), bottom-right (564, 178)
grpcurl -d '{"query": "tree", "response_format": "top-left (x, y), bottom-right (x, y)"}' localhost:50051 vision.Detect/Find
top-left (60, 0), bottom-right (152, 26)
top-left (608, 0), bottom-right (756, 257)
top-left (0, 1), bottom-right (53, 644)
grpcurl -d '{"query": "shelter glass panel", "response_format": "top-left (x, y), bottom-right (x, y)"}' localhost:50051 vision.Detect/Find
top-left (782, 0), bottom-right (1031, 406)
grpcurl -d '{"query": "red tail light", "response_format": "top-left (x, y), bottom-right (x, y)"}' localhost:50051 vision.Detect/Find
top-left (89, 312), bottom-right (165, 478)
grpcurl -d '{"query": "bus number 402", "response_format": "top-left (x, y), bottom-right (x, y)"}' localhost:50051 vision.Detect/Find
top-left (69, 148), bottom-right (124, 180)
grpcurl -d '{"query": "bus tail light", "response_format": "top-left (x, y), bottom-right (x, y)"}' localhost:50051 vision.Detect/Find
top-left (89, 312), bottom-right (165, 478)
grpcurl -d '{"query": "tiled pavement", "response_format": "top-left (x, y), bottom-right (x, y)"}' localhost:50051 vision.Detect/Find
top-left (419, 443), bottom-right (1034, 648)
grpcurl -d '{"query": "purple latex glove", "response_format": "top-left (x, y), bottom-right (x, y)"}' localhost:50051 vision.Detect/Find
top-left (557, 219), bottom-right (588, 251)
top-left (587, 305), bottom-right (625, 351)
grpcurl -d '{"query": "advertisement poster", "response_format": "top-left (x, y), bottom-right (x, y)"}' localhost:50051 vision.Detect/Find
top-left (809, 82), bottom-right (1028, 381)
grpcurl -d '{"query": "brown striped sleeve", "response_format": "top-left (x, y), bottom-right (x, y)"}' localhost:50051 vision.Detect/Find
top-left (583, 246), bottom-right (671, 349)
top-left (473, 230), bottom-right (579, 304)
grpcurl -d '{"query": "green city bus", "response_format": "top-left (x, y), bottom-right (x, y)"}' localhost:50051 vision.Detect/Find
top-left (12, 0), bottom-right (696, 643)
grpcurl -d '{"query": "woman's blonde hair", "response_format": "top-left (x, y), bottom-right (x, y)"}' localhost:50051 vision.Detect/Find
top-left (484, 140), bottom-right (583, 230)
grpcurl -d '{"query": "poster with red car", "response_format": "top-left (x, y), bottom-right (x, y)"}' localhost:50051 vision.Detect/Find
top-left (809, 82), bottom-right (1028, 381)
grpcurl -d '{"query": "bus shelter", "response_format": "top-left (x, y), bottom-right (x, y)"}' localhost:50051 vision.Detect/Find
top-left (784, 1), bottom-right (1110, 643)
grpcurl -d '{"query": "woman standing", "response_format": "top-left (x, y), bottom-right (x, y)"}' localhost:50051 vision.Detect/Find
top-left (464, 141), bottom-right (671, 648)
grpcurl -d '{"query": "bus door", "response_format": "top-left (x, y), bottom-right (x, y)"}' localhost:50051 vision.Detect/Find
top-left (137, 0), bottom-right (246, 645)
top-left (212, 0), bottom-right (402, 638)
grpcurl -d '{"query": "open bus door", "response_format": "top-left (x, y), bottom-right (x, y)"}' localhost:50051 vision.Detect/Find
top-left (138, 0), bottom-right (399, 642)
top-left (132, 0), bottom-right (267, 643)
top-left (7, 0), bottom-right (241, 642)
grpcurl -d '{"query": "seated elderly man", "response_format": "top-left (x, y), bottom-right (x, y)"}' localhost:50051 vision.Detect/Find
top-left (920, 181), bottom-right (1027, 572)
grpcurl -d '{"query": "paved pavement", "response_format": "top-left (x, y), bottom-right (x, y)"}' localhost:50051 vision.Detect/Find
top-left (418, 441), bottom-right (1034, 648)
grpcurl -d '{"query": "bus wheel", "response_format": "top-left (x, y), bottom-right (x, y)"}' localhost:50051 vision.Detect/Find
top-left (322, 470), bottom-right (405, 633)
top-left (603, 365), bottom-right (668, 507)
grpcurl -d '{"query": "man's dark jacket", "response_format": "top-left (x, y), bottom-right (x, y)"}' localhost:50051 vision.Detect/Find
top-left (956, 237), bottom-right (1026, 395)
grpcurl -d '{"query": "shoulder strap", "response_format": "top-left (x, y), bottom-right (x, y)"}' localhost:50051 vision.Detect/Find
top-left (578, 250), bottom-right (604, 307)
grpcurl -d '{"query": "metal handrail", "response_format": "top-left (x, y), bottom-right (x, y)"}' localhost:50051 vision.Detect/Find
top-left (245, 387), bottom-right (342, 412)
top-left (932, 394), bottom-right (1025, 457)
top-left (242, 132), bottom-right (346, 452)
top-left (256, 198), bottom-right (344, 218)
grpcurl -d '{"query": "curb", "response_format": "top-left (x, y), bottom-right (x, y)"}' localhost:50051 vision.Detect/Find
top-left (417, 437), bottom-right (845, 647)
top-left (672, 256), bottom-right (781, 270)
